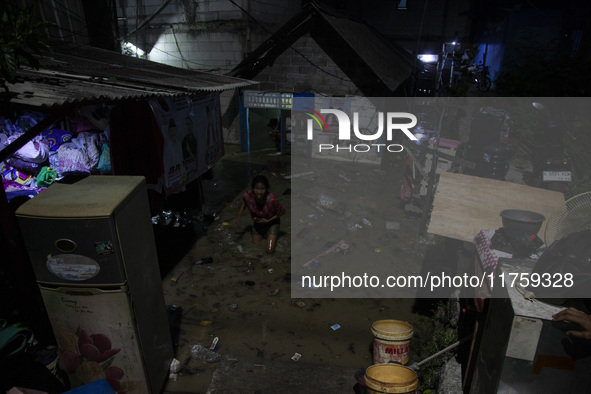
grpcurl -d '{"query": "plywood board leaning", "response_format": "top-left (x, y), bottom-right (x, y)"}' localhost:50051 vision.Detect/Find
top-left (428, 172), bottom-right (565, 243)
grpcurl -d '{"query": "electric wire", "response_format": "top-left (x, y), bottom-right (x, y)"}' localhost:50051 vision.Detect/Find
top-left (51, 0), bottom-right (86, 23)
top-left (40, 0), bottom-right (356, 80)
top-left (227, 0), bottom-right (352, 83)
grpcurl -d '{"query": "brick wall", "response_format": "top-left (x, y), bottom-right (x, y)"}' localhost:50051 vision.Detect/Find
top-left (255, 35), bottom-right (359, 95)
top-left (118, 0), bottom-right (299, 73)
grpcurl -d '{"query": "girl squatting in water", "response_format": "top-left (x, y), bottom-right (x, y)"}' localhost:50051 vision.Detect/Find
top-left (232, 175), bottom-right (285, 254)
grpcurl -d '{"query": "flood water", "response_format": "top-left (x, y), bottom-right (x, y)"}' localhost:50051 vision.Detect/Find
top-left (160, 146), bottom-right (457, 393)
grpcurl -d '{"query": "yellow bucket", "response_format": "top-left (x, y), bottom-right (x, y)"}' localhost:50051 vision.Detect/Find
top-left (364, 363), bottom-right (418, 394)
top-left (371, 320), bottom-right (413, 365)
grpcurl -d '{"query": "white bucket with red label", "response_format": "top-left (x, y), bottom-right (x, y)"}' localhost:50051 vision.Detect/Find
top-left (371, 320), bottom-right (413, 365)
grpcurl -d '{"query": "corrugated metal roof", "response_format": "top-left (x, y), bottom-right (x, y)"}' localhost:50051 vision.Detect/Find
top-left (4, 42), bottom-right (259, 109)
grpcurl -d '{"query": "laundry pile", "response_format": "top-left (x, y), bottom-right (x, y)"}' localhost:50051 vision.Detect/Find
top-left (1, 110), bottom-right (111, 202)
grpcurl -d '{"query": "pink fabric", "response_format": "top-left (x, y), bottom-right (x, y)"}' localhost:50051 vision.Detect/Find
top-left (242, 190), bottom-right (284, 223)
top-left (474, 229), bottom-right (512, 287)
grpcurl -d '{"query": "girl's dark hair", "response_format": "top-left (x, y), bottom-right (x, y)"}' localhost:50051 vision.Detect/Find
top-left (252, 175), bottom-right (269, 190)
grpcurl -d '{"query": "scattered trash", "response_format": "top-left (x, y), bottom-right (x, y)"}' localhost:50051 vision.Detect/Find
top-left (268, 268), bottom-right (274, 274)
top-left (190, 344), bottom-right (222, 363)
top-left (315, 205), bottom-right (327, 214)
top-left (404, 202), bottom-right (423, 215)
top-left (303, 240), bottom-right (346, 267)
top-left (173, 212), bottom-right (182, 227)
top-left (229, 303), bottom-right (238, 311)
top-left (195, 257), bottom-right (213, 265)
top-left (284, 171), bottom-right (314, 179)
top-left (268, 288), bottom-right (280, 296)
top-left (330, 324), bottom-right (341, 331)
top-left (237, 245), bottom-right (243, 253)
top-left (152, 210), bottom-right (193, 228)
top-left (386, 221), bottom-right (401, 230)
top-left (296, 301), bottom-right (306, 308)
top-left (291, 352), bottom-right (302, 361)
top-left (317, 193), bottom-right (344, 212)
top-left (169, 358), bottom-right (182, 373)
top-left (374, 248), bottom-right (383, 253)
top-left (170, 272), bottom-right (184, 285)
top-left (199, 320), bottom-right (212, 326)
top-left (339, 173), bottom-right (351, 182)
top-left (339, 242), bottom-right (350, 255)
top-left (347, 222), bottom-right (361, 231)
top-left (362, 218), bottom-right (372, 228)
top-left (209, 337), bottom-right (219, 350)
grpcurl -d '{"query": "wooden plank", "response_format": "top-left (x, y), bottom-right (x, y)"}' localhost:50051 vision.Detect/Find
top-left (428, 172), bottom-right (565, 243)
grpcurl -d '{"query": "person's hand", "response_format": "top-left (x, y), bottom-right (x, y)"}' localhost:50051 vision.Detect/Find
top-left (552, 307), bottom-right (591, 339)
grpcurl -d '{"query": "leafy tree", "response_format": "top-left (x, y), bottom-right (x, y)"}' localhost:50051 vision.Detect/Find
top-left (0, 3), bottom-right (55, 93)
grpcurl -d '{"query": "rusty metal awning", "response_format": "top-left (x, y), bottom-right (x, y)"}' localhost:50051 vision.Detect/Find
top-left (3, 42), bottom-right (259, 109)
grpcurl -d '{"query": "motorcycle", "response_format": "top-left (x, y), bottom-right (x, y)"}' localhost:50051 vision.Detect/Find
top-left (467, 64), bottom-right (492, 92)
top-left (528, 103), bottom-right (573, 195)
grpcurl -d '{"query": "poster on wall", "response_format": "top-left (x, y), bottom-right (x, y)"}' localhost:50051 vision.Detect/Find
top-left (149, 93), bottom-right (224, 193)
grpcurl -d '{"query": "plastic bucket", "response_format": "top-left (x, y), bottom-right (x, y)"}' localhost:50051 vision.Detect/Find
top-left (364, 363), bottom-right (418, 394)
top-left (372, 320), bottom-right (413, 365)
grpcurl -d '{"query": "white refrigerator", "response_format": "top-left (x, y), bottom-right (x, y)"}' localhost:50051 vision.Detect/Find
top-left (15, 176), bottom-right (173, 394)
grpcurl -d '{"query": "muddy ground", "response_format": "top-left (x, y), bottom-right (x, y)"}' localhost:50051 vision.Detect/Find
top-left (160, 146), bottom-right (465, 393)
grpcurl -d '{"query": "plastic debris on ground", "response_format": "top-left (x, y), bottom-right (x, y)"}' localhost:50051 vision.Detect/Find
top-left (169, 358), bottom-right (182, 373)
top-left (190, 344), bottom-right (222, 363)
top-left (386, 221), bottom-right (401, 230)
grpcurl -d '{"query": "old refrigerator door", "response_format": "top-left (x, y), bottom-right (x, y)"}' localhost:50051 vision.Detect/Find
top-left (40, 285), bottom-right (149, 393)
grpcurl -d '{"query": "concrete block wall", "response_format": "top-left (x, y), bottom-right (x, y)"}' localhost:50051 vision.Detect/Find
top-left (223, 34), bottom-right (361, 145)
top-left (117, 0), bottom-right (299, 73)
top-left (255, 35), bottom-right (359, 96)
top-left (115, 1), bottom-right (364, 145)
